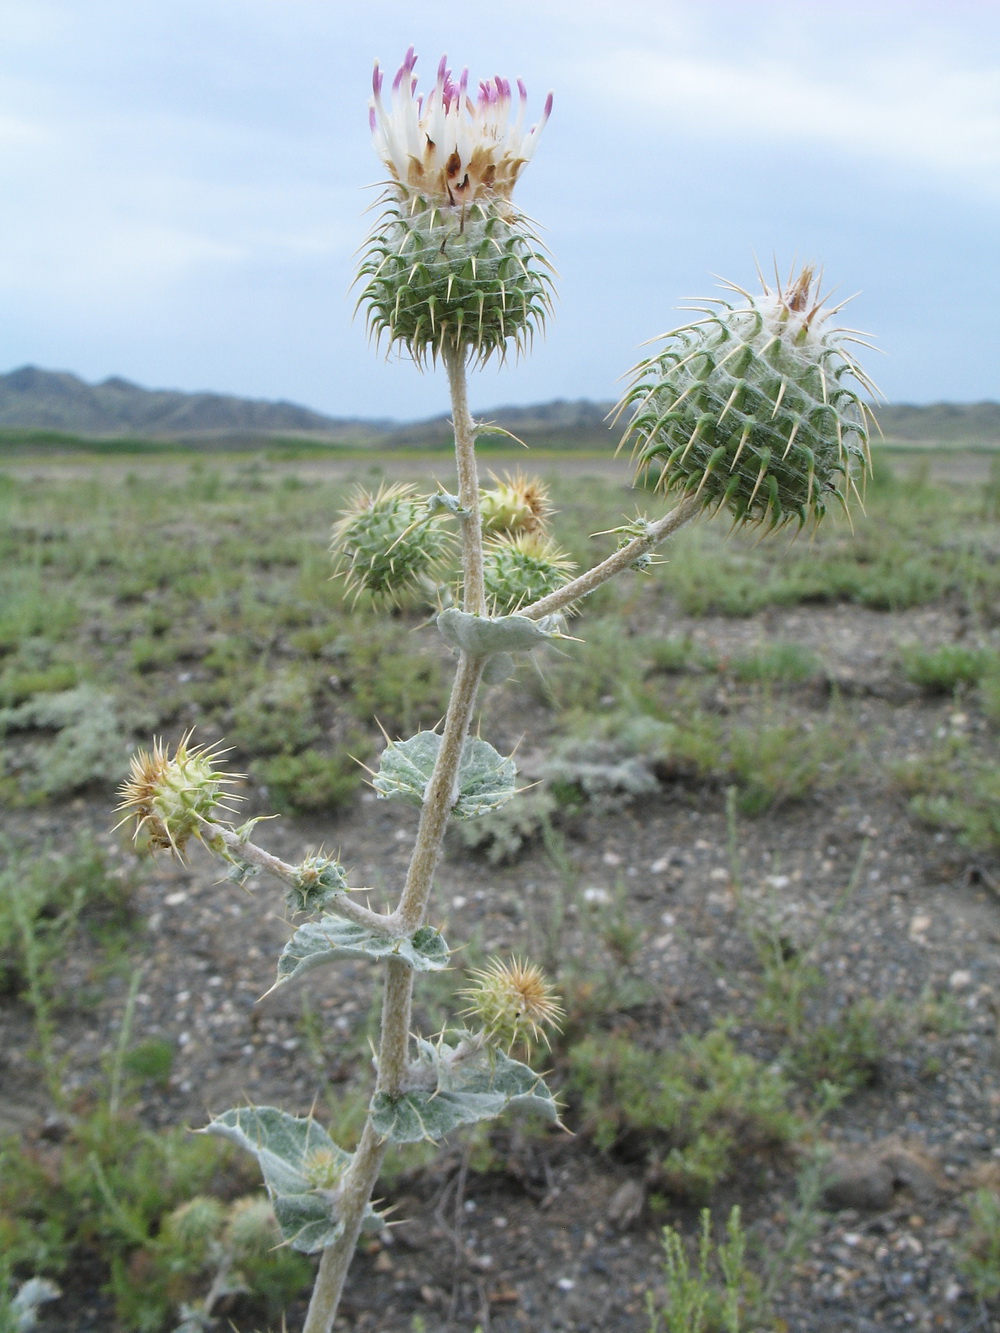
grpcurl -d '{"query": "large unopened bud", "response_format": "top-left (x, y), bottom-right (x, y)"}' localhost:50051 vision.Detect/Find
top-left (618, 266), bottom-right (875, 530)
top-left (163, 1196), bottom-right (227, 1258)
top-left (358, 49), bottom-right (554, 366)
top-left (223, 1196), bottom-right (281, 1262)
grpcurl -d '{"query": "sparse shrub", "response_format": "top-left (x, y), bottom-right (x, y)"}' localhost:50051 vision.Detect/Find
top-left (790, 998), bottom-right (887, 1091)
top-left (344, 621), bottom-right (450, 735)
top-left (728, 641), bottom-right (821, 685)
top-left (981, 669), bottom-right (1000, 723)
top-left (252, 745), bottom-right (366, 814)
top-left (646, 1206), bottom-right (758, 1333)
top-left (901, 643), bottom-right (994, 693)
top-left (0, 836), bottom-right (133, 994)
top-left (0, 686), bottom-right (128, 799)
top-left (454, 789), bottom-right (558, 863)
top-left (644, 634), bottom-right (717, 675)
top-left (230, 667), bottom-right (324, 755)
top-left (958, 1188), bottom-right (1000, 1302)
top-left (728, 716), bottom-right (847, 815)
top-left (0, 664), bottom-right (79, 708)
top-left (899, 739), bottom-right (1000, 851)
top-left (121, 1038), bottom-right (175, 1088)
top-left (566, 1028), bottom-right (800, 1201)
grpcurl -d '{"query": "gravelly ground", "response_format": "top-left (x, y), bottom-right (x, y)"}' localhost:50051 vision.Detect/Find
top-left (4, 589), bottom-right (1000, 1333)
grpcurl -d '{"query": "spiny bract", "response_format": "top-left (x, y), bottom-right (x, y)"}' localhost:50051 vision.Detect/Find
top-left (618, 266), bottom-right (876, 530)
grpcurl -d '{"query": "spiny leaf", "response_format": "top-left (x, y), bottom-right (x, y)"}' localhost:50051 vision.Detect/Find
top-left (201, 1106), bottom-right (383, 1253)
top-left (272, 918), bottom-right (449, 989)
top-left (373, 730), bottom-right (517, 819)
top-left (370, 1033), bottom-right (558, 1143)
top-left (437, 607), bottom-right (557, 657)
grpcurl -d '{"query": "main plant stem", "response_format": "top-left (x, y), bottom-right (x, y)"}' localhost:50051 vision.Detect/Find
top-left (302, 344), bottom-right (486, 1333)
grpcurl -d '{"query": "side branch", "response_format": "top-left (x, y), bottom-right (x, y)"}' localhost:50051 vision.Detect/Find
top-left (201, 823), bottom-right (389, 934)
top-left (520, 492), bottom-right (703, 619)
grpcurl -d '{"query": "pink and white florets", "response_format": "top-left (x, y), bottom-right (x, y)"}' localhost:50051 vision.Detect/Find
top-left (370, 48), bottom-right (552, 206)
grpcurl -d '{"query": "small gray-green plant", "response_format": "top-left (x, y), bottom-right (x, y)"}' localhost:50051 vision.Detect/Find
top-left (646, 1207), bottom-right (755, 1333)
top-left (958, 1188), bottom-right (1000, 1302)
top-left (901, 642), bottom-right (995, 694)
top-left (114, 49), bottom-right (875, 1331)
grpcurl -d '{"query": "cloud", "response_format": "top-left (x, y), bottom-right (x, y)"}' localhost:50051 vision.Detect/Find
top-left (579, 46), bottom-right (1000, 190)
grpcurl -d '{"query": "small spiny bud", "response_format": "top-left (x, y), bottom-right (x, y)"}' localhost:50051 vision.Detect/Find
top-left (479, 472), bottom-right (553, 537)
top-left (286, 853), bottom-right (348, 915)
top-left (302, 1147), bottom-right (348, 1191)
top-left (459, 956), bottom-right (564, 1053)
top-left (115, 731), bottom-right (242, 857)
top-left (482, 532), bottom-right (575, 615)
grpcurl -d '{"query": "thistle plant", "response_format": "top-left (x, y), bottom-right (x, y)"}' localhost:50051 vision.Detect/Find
top-left (115, 48), bottom-right (877, 1333)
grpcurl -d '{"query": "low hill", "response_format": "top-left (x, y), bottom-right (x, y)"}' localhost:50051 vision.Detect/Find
top-left (872, 401), bottom-right (1000, 447)
top-left (0, 366), bottom-right (386, 442)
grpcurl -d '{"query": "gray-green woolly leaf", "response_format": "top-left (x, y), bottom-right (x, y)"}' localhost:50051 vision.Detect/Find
top-left (437, 608), bottom-right (555, 657)
top-left (202, 1106), bottom-right (335, 1196)
top-left (273, 917), bottom-right (449, 988)
top-left (370, 1034), bottom-right (558, 1143)
top-left (454, 737), bottom-right (517, 818)
top-left (426, 491), bottom-right (468, 518)
top-left (201, 1106), bottom-right (383, 1254)
top-left (482, 652), bottom-right (516, 685)
top-left (373, 730), bottom-right (517, 819)
top-left (11, 1279), bottom-right (61, 1331)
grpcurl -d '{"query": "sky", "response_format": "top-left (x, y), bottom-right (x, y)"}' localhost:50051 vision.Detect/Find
top-left (2, 0), bottom-right (998, 421)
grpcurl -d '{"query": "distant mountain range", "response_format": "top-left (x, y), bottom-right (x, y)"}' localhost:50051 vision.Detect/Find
top-left (0, 366), bottom-right (386, 442)
top-left (0, 365), bottom-right (998, 449)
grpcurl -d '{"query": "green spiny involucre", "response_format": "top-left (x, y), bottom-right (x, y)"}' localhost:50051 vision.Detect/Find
top-left (483, 532), bottom-right (575, 614)
top-left (619, 266), bottom-right (876, 530)
top-left (330, 482), bottom-right (453, 602)
top-left (358, 49), bottom-right (554, 366)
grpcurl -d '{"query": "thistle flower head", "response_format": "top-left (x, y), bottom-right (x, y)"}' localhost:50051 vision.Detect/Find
top-left (479, 471), bottom-right (553, 537)
top-left (370, 48), bottom-right (552, 209)
top-left (330, 482), bottom-right (453, 603)
top-left (115, 731), bottom-right (242, 857)
top-left (618, 263), bottom-right (876, 531)
top-left (482, 531), bottom-right (576, 615)
top-left (459, 956), bottom-right (563, 1053)
top-left (358, 51), bottom-right (555, 367)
